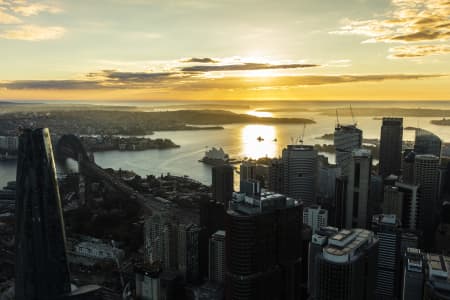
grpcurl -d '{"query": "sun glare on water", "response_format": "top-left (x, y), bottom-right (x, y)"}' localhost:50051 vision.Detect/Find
top-left (241, 124), bottom-right (277, 159)
top-left (247, 110), bottom-right (273, 118)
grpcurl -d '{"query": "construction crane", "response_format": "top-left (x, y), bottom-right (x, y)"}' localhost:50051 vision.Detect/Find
top-left (349, 104), bottom-right (357, 126)
top-left (335, 109), bottom-right (340, 127)
top-left (299, 123), bottom-right (306, 145)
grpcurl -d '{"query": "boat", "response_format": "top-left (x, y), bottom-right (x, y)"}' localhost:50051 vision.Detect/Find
top-left (257, 136), bottom-right (264, 142)
top-left (273, 138), bottom-right (277, 142)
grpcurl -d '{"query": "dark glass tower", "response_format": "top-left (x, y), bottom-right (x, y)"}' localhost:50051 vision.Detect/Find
top-left (15, 128), bottom-right (72, 300)
top-left (212, 164), bottom-right (234, 209)
top-left (379, 118), bottom-right (403, 177)
top-left (225, 192), bottom-right (303, 300)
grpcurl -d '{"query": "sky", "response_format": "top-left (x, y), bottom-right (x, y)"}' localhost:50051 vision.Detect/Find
top-left (0, 0), bottom-right (449, 101)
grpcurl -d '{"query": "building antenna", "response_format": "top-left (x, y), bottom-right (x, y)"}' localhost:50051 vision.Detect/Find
top-left (349, 104), bottom-right (357, 126)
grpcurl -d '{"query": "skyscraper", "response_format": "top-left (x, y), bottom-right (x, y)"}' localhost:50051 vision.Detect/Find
top-left (312, 228), bottom-right (379, 300)
top-left (209, 230), bottom-right (226, 284)
top-left (414, 129), bottom-right (442, 158)
top-left (15, 128), bottom-right (72, 300)
top-left (212, 164), bottom-right (234, 208)
top-left (239, 161), bottom-right (257, 191)
top-left (414, 154), bottom-right (440, 249)
top-left (379, 118), bottom-right (403, 177)
top-left (371, 214), bottom-right (402, 299)
top-left (334, 124), bottom-right (362, 177)
top-left (177, 223), bottom-right (201, 283)
top-left (282, 144), bottom-right (318, 204)
top-left (346, 149), bottom-right (372, 228)
top-left (225, 191), bottom-right (303, 300)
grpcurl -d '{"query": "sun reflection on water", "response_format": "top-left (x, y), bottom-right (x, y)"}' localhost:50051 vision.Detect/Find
top-left (241, 124), bottom-right (277, 159)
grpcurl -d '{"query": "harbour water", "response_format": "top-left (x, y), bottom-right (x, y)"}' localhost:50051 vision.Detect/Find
top-left (1, 110), bottom-right (448, 189)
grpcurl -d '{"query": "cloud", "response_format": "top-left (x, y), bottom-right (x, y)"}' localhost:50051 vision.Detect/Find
top-left (11, 3), bottom-right (62, 16)
top-left (0, 80), bottom-right (102, 90)
top-left (0, 24), bottom-right (65, 41)
top-left (0, 8), bottom-right (22, 24)
top-left (1, 72), bottom-right (444, 91)
top-left (389, 44), bottom-right (450, 58)
top-left (330, 0), bottom-right (450, 57)
top-left (181, 57), bottom-right (219, 63)
top-left (181, 63), bottom-right (319, 72)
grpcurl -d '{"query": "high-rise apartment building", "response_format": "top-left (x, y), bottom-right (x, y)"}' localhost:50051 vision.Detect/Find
top-left (177, 223), bottom-right (201, 283)
top-left (346, 149), bottom-right (372, 228)
top-left (379, 118), bottom-right (403, 177)
top-left (334, 124), bottom-right (362, 177)
top-left (282, 144), bottom-right (318, 204)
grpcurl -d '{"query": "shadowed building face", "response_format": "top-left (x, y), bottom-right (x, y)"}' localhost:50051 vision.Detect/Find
top-left (15, 128), bottom-right (72, 300)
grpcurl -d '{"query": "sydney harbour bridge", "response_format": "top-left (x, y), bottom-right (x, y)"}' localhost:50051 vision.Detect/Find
top-left (55, 134), bottom-right (156, 214)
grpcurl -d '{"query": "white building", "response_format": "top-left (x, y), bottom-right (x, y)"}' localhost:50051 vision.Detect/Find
top-left (303, 205), bottom-right (328, 234)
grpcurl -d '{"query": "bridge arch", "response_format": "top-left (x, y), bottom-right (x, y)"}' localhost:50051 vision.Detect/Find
top-left (55, 134), bottom-right (89, 161)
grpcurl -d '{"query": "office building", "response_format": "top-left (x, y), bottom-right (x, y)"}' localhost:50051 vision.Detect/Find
top-left (423, 254), bottom-right (450, 299)
top-left (371, 214), bottom-right (402, 299)
top-left (226, 191), bottom-right (303, 300)
top-left (303, 205), bottom-right (328, 234)
top-left (346, 149), bottom-right (372, 228)
top-left (395, 182), bottom-right (420, 230)
top-left (311, 228), bottom-right (379, 300)
top-left (240, 179), bottom-right (261, 197)
top-left (240, 161), bottom-right (257, 191)
top-left (212, 164), bottom-right (234, 208)
top-left (414, 154), bottom-right (440, 249)
top-left (209, 230), bottom-right (226, 284)
top-left (415, 129), bottom-right (442, 158)
top-left (334, 124), bottom-right (362, 177)
top-left (402, 149), bottom-right (416, 184)
top-left (177, 223), bottom-right (201, 283)
top-left (402, 248), bottom-right (425, 300)
top-left (379, 118), bottom-right (403, 177)
top-left (268, 158), bottom-right (284, 193)
top-left (382, 185), bottom-right (404, 220)
top-left (282, 144), bottom-right (318, 204)
top-left (332, 176), bottom-right (347, 228)
top-left (318, 163), bottom-right (341, 203)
